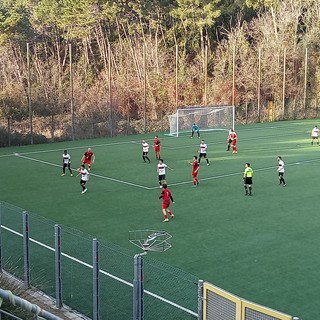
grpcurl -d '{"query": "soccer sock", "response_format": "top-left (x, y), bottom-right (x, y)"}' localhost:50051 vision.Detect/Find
top-left (142, 155), bottom-right (146, 162)
top-left (206, 159), bottom-right (209, 164)
top-left (168, 211), bottom-right (173, 216)
top-left (281, 177), bottom-right (286, 184)
top-left (146, 156), bottom-right (150, 162)
top-left (249, 186), bottom-right (252, 194)
top-left (244, 185), bottom-right (248, 194)
top-left (164, 213), bottom-right (168, 220)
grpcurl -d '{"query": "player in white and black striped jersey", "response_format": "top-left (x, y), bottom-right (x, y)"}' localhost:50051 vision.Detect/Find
top-left (62, 150), bottom-right (73, 176)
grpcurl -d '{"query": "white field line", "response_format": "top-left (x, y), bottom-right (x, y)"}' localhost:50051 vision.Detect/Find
top-left (0, 123), bottom-right (306, 159)
top-left (0, 224), bottom-right (197, 317)
top-left (14, 153), bottom-right (150, 190)
top-left (12, 152), bottom-right (320, 190)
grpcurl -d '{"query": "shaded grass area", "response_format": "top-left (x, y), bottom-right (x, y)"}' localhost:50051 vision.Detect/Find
top-left (1, 119), bottom-right (320, 319)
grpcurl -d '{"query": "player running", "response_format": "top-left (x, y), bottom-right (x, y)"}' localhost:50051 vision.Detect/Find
top-left (77, 164), bottom-right (90, 194)
top-left (189, 155), bottom-right (200, 187)
top-left (277, 156), bottom-right (286, 187)
top-left (199, 140), bottom-right (209, 165)
top-left (159, 184), bottom-right (174, 222)
top-left (311, 125), bottom-right (319, 145)
top-left (61, 150), bottom-right (73, 176)
top-left (81, 148), bottom-right (95, 170)
top-left (157, 159), bottom-right (173, 188)
top-left (229, 129), bottom-right (238, 154)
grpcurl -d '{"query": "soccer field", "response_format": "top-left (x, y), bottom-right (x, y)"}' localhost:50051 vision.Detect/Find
top-left (1, 119), bottom-right (320, 319)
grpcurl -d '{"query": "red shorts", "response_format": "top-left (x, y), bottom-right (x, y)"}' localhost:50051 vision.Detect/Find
top-left (162, 201), bottom-right (170, 209)
top-left (83, 159), bottom-right (91, 165)
top-left (231, 140), bottom-right (237, 146)
top-left (154, 146), bottom-right (160, 152)
top-left (192, 171), bottom-right (198, 178)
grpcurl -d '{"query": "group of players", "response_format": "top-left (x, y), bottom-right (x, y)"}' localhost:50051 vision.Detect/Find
top-left (141, 126), bottom-right (239, 222)
top-left (62, 148), bottom-right (95, 194)
top-left (61, 122), bottom-right (304, 221)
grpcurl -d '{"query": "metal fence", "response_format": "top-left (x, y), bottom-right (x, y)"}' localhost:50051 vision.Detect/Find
top-left (0, 201), bottom-right (199, 320)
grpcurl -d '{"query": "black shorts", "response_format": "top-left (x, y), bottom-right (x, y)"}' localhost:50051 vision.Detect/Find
top-left (158, 174), bottom-right (166, 181)
top-left (244, 177), bottom-right (253, 185)
top-left (278, 172), bottom-right (284, 177)
top-left (143, 152), bottom-right (148, 156)
top-left (199, 153), bottom-right (207, 158)
top-left (80, 180), bottom-right (87, 185)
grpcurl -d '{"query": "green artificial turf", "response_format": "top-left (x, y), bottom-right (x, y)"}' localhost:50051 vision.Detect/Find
top-left (1, 119), bottom-right (320, 319)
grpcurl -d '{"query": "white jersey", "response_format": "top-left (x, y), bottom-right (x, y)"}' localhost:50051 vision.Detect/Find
top-left (157, 163), bottom-right (167, 175)
top-left (63, 153), bottom-right (71, 164)
top-left (80, 168), bottom-right (89, 181)
top-left (142, 142), bottom-right (149, 153)
top-left (311, 127), bottom-right (319, 137)
top-left (199, 143), bottom-right (208, 154)
top-left (278, 160), bottom-right (285, 173)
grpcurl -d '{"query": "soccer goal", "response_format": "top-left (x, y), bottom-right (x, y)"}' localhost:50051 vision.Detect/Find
top-left (168, 105), bottom-right (235, 137)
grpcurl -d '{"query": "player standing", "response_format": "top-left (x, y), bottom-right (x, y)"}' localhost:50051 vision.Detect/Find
top-left (153, 136), bottom-right (161, 159)
top-left (142, 140), bottom-right (151, 163)
top-left (191, 123), bottom-right (200, 138)
top-left (311, 125), bottom-right (319, 145)
top-left (157, 159), bottom-right (172, 188)
top-left (277, 156), bottom-right (286, 187)
top-left (199, 140), bottom-right (209, 165)
top-left (229, 129), bottom-right (238, 154)
top-left (159, 184), bottom-right (174, 222)
top-left (243, 162), bottom-right (253, 196)
top-left (81, 148), bottom-right (95, 170)
top-left (62, 150), bottom-right (73, 176)
top-left (77, 164), bottom-right (90, 194)
top-left (189, 155), bottom-right (200, 187)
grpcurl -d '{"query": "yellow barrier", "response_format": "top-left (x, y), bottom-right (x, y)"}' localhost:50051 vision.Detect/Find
top-left (203, 282), bottom-right (292, 320)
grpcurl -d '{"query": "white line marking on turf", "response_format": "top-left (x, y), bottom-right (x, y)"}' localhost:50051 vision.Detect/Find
top-left (0, 225), bottom-right (197, 317)
top-left (14, 153), bottom-right (150, 190)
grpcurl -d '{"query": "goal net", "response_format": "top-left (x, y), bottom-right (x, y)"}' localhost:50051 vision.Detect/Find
top-left (168, 105), bottom-right (235, 137)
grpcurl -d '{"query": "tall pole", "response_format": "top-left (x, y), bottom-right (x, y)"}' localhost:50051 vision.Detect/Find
top-left (232, 46), bottom-right (235, 107)
top-left (175, 45), bottom-right (178, 108)
top-left (27, 43), bottom-right (33, 144)
top-left (143, 45), bottom-right (147, 133)
top-left (69, 43), bottom-right (75, 141)
top-left (282, 48), bottom-right (286, 119)
top-left (204, 44), bottom-right (208, 106)
top-left (257, 47), bottom-right (261, 122)
top-left (303, 47), bottom-right (308, 118)
top-left (108, 43), bottom-right (113, 137)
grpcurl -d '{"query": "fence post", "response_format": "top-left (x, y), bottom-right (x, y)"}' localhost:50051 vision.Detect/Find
top-left (198, 280), bottom-right (204, 320)
top-left (22, 211), bottom-right (30, 287)
top-left (55, 224), bottom-right (63, 308)
top-left (133, 252), bottom-right (147, 320)
top-left (93, 238), bottom-right (100, 320)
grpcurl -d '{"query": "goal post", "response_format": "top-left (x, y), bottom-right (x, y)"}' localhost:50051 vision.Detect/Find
top-left (168, 105), bottom-right (235, 137)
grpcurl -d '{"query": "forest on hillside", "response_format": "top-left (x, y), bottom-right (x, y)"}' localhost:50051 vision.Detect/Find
top-left (1, 0), bottom-right (320, 145)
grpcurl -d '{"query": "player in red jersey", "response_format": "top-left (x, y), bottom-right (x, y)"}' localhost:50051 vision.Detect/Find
top-left (189, 155), bottom-right (200, 187)
top-left (81, 147), bottom-right (95, 170)
top-left (229, 129), bottom-right (238, 154)
top-left (153, 136), bottom-right (161, 159)
top-left (159, 184), bottom-right (174, 222)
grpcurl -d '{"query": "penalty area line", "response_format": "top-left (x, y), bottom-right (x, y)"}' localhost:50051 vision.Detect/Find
top-left (14, 153), bottom-right (150, 190)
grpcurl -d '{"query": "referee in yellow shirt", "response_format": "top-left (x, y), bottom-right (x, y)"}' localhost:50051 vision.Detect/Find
top-left (243, 163), bottom-right (253, 196)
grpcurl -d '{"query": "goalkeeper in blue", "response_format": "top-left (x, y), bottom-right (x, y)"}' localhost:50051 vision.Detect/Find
top-left (191, 123), bottom-right (200, 138)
